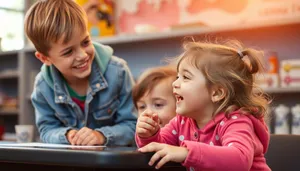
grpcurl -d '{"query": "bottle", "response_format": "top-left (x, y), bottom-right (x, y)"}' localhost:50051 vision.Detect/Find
top-left (291, 104), bottom-right (300, 135)
top-left (274, 104), bottom-right (290, 134)
top-left (268, 52), bottom-right (279, 74)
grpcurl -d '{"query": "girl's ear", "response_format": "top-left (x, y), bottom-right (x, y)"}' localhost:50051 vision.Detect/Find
top-left (35, 51), bottom-right (52, 66)
top-left (211, 85), bottom-right (226, 103)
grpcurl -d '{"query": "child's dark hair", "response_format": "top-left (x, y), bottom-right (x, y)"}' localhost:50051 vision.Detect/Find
top-left (176, 40), bottom-right (269, 119)
top-left (132, 65), bottom-right (177, 109)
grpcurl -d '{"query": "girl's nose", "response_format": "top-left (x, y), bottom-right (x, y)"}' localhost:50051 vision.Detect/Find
top-left (172, 79), bottom-right (179, 88)
top-left (142, 108), bottom-right (154, 115)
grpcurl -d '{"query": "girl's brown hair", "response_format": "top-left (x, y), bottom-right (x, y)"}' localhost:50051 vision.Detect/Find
top-left (132, 65), bottom-right (177, 109)
top-left (176, 40), bottom-right (269, 119)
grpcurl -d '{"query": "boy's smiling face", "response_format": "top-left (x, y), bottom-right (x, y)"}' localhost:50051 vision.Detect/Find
top-left (36, 28), bottom-right (95, 83)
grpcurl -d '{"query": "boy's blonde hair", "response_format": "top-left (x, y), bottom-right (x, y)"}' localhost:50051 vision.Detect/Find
top-left (176, 40), bottom-right (269, 119)
top-left (24, 0), bottom-right (88, 56)
top-left (132, 65), bottom-right (177, 109)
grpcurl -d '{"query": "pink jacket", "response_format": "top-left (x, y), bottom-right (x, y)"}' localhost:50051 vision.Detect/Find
top-left (136, 111), bottom-right (271, 171)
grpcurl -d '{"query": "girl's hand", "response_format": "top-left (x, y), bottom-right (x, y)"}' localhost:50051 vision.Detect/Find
top-left (71, 127), bottom-right (106, 145)
top-left (139, 142), bottom-right (189, 169)
top-left (136, 110), bottom-right (160, 138)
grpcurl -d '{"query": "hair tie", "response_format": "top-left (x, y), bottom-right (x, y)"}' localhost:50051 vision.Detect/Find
top-left (237, 50), bottom-right (244, 59)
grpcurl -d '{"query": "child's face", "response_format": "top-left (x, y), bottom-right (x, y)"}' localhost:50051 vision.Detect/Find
top-left (173, 59), bottom-right (214, 119)
top-left (43, 28), bottom-right (95, 83)
top-left (137, 78), bottom-right (176, 127)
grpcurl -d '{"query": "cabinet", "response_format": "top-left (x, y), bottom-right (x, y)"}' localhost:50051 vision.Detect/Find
top-left (1, 21), bottom-right (300, 136)
top-left (0, 51), bottom-right (19, 133)
top-left (265, 88), bottom-right (300, 134)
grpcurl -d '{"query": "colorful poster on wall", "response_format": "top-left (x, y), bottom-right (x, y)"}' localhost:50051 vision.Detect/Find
top-left (179, 0), bottom-right (300, 26)
top-left (118, 0), bottom-right (180, 34)
top-left (75, 0), bottom-right (115, 37)
top-left (117, 0), bottom-right (300, 34)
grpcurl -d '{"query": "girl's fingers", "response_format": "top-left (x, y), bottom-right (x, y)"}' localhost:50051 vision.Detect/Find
top-left (136, 127), bottom-right (150, 136)
top-left (138, 121), bottom-right (156, 131)
top-left (155, 154), bottom-right (170, 169)
top-left (139, 116), bottom-right (157, 127)
top-left (149, 149), bottom-right (166, 166)
top-left (138, 142), bottom-right (162, 152)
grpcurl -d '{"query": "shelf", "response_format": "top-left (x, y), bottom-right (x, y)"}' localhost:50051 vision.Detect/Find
top-left (263, 87), bottom-right (300, 94)
top-left (0, 70), bottom-right (19, 79)
top-left (27, 94), bottom-right (31, 100)
top-left (22, 18), bottom-right (300, 50)
top-left (0, 109), bottom-right (18, 115)
top-left (0, 50), bottom-right (19, 56)
top-left (93, 18), bottom-right (300, 44)
top-left (2, 133), bottom-right (17, 142)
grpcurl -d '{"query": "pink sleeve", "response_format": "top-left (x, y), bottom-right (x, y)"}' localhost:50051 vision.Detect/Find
top-left (181, 116), bottom-right (256, 171)
top-left (135, 116), bottom-right (180, 148)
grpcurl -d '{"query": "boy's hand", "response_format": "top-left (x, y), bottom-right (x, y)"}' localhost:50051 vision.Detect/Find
top-left (66, 129), bottom-right (78, 143)
top-left (138, 142), bottom-right (189, 169)
top-left (136, 110), bottom-right (160, 138)
top-left (71, 127), bottom-right (106, 146)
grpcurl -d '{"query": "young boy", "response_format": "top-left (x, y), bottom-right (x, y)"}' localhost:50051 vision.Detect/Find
top-left (132, 65), bottom-right (177, 127)
top-left (25, 0), bottom-right (136, 146)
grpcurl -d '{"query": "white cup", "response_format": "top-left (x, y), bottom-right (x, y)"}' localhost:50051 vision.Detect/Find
top-left (15, 125), bottom-right (34, 143)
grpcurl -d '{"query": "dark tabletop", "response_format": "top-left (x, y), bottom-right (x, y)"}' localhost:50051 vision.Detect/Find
top-left (0, 146), bottom-right (184, 170)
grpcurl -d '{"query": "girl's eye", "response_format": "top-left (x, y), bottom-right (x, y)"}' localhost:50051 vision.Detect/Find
top-left (154, 103), bottom-right (164, 109)
top-left (137, 105), bottom-right (145, 111)
top-left (183, 75), bottom-right (189, 80)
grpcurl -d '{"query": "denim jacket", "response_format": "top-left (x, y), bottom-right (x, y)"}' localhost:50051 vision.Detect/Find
top-left (31, 42), bottom-right (137, 146)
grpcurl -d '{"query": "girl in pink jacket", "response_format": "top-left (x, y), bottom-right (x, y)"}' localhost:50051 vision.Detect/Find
top-left (135, 40), bottom-right (271, 171)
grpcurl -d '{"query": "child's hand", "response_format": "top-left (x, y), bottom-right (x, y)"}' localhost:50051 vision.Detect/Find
top-left (136, 110), bottom-right (160, 138)
top-left (66, 129), bottom-right (78, 143)
top-left (71, 127), bottom-right (106, 146)
top-left (138, 142), bottom-right (189, 169)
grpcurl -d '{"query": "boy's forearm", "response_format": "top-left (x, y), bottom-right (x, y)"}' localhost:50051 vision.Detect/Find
top-left (39, 126), bottom-right (73, 144)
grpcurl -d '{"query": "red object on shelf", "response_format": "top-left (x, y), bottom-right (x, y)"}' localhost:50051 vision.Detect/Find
top-left (0, 125), bottom-right (4, 140)
top-left (268, 52), bottom-right (279, 74)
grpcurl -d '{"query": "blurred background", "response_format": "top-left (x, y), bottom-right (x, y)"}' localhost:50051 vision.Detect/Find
top-left (0, 0), bottom-right (300, 142)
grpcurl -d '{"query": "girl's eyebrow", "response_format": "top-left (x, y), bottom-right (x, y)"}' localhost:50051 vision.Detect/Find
top-left (183, 69), bottom-right (193, 76)
top-left (152, 97), bottom-right (166, 101)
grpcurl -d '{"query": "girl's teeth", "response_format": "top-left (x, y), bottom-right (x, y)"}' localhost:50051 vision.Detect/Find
top-left (176, 96), bottom-right (183, 102)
